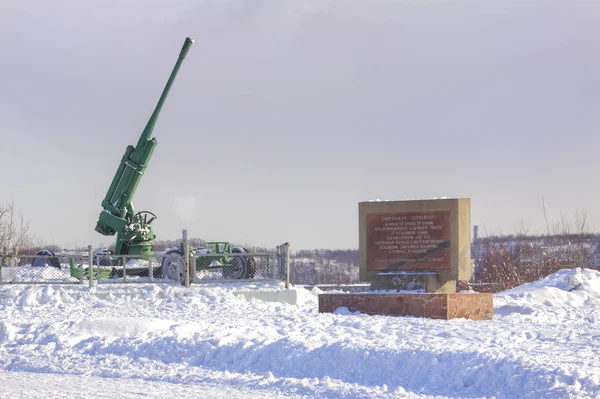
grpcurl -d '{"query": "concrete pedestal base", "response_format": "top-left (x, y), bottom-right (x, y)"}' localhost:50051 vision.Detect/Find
top-left (318, 292), bottom-right (493, 320)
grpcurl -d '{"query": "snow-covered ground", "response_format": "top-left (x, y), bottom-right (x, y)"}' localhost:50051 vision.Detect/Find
top-left (1, 268), bottom-right (600, 398)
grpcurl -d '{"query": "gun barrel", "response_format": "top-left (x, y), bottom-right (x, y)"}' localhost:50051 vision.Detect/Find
top-left (179, 37), bottom-right (194, 59)
top-left (137, 37), bottom-right (194, 147)
top-left (99, 37), bottom-right (194, 220)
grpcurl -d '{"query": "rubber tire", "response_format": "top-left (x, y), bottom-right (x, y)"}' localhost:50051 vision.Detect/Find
top-left (223, 248), bottom-right (255, 280)
top-left (31, 250), bottom-right (61, 268)
top-left (93, 250), bottom-right (112, 267)
top-left (161, 250), bottom-right (185, 281)
top-left (239, 247), bottom-right (256, 279)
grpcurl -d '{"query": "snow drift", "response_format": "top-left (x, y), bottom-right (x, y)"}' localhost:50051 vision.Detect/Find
top-left (1, 269), bottom-right (600, 398)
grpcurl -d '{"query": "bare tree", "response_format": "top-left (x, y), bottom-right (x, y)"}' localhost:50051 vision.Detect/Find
top-left (474, 199), bottom-right (595, 293)
top-left (540, 198), bottom-right (593, 272)
top-left (0, 201), bottom-right (33, 251)
top-left (290, 249), bottom-right (359, 285)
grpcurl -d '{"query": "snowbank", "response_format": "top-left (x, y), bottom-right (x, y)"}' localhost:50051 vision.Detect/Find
top-left (1, 266), bottom-right (79, 283)
top-left (0, 270), bottom-right (599, 398)
top-left (495, 267), bottom-right (600, 318)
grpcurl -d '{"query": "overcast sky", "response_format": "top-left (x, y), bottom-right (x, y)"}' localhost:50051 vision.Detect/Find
top-left (1, 0), bottom-right (599, 250)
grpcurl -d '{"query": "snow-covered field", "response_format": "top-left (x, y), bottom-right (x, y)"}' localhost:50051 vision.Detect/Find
top-left (1, 268), bottom-right (600, 398)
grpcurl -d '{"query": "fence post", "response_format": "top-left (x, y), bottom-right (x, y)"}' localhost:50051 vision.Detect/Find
top-left (149, 254), bottom-right (154, 283)
top-left (88, 245), bottom-right (94, 288)
top-left (10, 247), bottom-right (18, 268)
top-left (285, 242), bottom-right (290, 289)
top-left (274, 246), bottom-right (279, 280)
top-left (190, 252), bottom-right (196, 282)
top-left (78, 256), bottom-right (83, 284)
top-left (183, 229), bottom-right (190, 288)
top-left (122, 255), bottom-right (127, 283)
top-left (0, 247), bottom-right (5, 283)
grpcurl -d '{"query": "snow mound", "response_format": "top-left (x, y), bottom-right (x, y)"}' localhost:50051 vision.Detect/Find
top-left (68, 317), bottom-right (174, 339)
top-left (1, 266), bottom-right (78, 283)
top-left (1, 276), bottom-right (600, 397)
top-left (0, 285), bottom-right (80, 306)
top-left (501, 268), bottom-right (600, 296)
top-left (494, 268), bottom-right (600, 318)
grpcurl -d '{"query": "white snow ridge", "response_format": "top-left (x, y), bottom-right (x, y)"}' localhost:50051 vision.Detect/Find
top-left (1, 270), bottom-right (600, 398)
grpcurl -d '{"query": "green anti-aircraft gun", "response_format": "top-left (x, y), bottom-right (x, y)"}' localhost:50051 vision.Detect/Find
top-left (84, 37), bottom-right (255, 282)
top-left (94, 37), bottom-right (194, 264)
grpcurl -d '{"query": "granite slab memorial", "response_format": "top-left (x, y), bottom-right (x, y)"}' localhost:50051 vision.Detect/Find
top-left (318, 198), bottom-right (493, 320)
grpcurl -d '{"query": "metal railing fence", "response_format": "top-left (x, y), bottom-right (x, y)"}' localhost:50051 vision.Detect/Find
top-left (90, 252), bottom-right (170, 285)
top-left (0, 247), bottom-right (88, 285)
top-left (190, 252), bottom-right (274, 284)
top-left (0, 240), bottom-right (292, 287)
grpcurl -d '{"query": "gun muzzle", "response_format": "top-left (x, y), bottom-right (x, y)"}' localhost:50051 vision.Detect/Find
top-left (179, 37), bottom-right (194, 59)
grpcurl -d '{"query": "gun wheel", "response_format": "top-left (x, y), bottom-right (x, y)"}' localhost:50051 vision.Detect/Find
top-left (31, 249), bottom-right (61, 268)
top-left (93, 249), bottom-right (113, 266)
top-left (223, 248), bottom-right (256, 280)
top-left (161, 250), bottom-right (185, 281)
